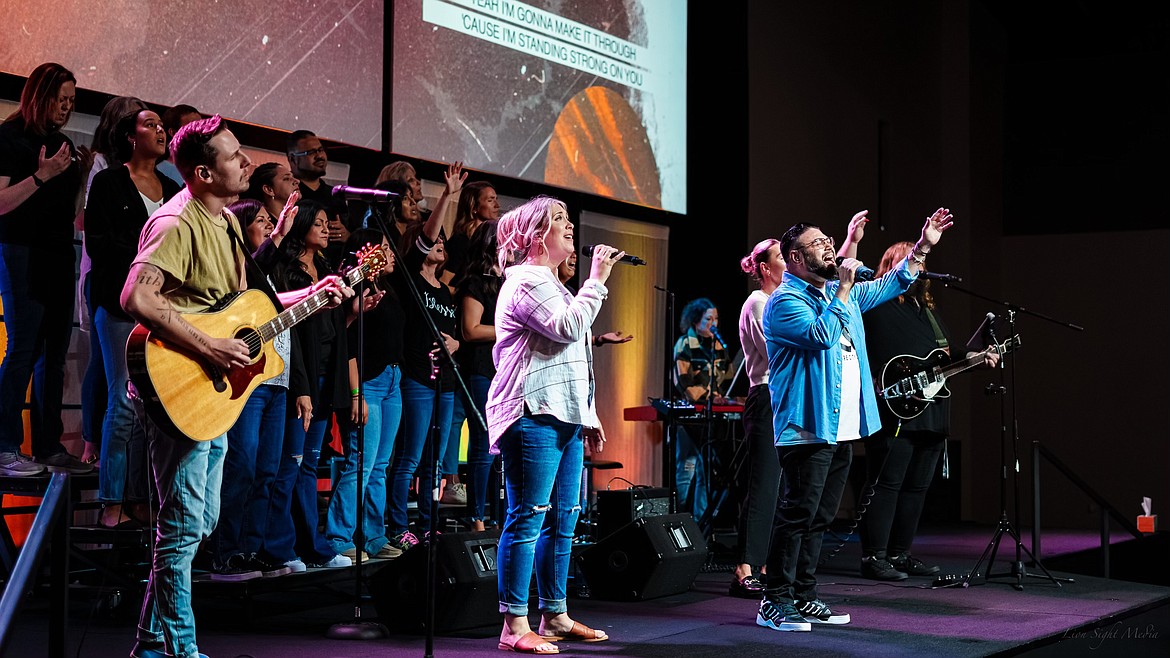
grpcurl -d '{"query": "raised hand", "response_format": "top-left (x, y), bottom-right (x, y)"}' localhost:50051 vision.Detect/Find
top-left (444, 161), bottom-right (468, 196)
top-left (847, 210), bottom-right (868, 243)
top-left (273, 188), bottom-right (301, 240)
top-left (919, 207), bottom-right (954, 248)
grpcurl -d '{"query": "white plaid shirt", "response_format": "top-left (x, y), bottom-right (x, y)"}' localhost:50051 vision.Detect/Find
top-left (486, 264), bottom-right (607, 452)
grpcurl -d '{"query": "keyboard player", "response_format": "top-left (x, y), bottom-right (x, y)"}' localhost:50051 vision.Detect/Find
top-left (672, 297), bottom-right (730, 521)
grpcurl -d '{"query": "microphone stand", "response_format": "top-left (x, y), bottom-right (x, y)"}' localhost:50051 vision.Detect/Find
top-left (936, 282), bottom-right (1080, 589)
top-left (326, 241), bottom-right (388, 640)
top-left (654, 286), bottom-right (678, 512)
top-left (362, 201), bottom-right (487, 658)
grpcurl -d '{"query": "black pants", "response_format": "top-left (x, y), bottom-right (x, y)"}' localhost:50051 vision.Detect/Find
top-left (736, 385), bottom-right (780, 566)
top-left (764, 442), bottom-right (852, 603)
top-left (859, 430), bottom-right (945, 558)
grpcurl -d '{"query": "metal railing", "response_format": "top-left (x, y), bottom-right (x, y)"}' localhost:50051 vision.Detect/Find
top-left (1031, 441), bottom-right (1142, 579)
top-left (0, 473), bottom-right (71, 658)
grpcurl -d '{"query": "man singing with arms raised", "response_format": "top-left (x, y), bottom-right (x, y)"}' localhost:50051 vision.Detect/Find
top-left (756, 207), bottom-right (953, 632)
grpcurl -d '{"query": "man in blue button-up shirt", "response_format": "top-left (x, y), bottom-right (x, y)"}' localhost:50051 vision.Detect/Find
top-left (754, 208), bottom-right (953, 632)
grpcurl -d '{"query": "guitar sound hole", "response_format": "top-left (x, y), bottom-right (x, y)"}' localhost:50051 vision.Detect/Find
top-left (234, 328), bottom-right (264, 360)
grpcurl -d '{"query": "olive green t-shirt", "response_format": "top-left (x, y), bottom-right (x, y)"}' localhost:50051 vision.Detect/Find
top-left (132, 188), bottom-right (247, 313)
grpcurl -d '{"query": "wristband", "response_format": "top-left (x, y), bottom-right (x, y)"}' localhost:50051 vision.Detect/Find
top-left (31, 173), bottom-right (44, 188)
top-left (350, 388), bottom-right (360, 396)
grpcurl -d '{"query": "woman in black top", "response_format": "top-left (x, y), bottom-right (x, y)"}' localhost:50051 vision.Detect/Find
top-left (859, 241), bottom-right (998, 580)
top-left (325, 228), bottom-right (408, 559)
top-left (85, 108), bottom-right (181, 526)
top-left (0, 62), bottom-right (94, 477)
top-left (385, 164), bottom-right (463, 550)
top-left (454, 220), bottom-right (502, 531)
top-left (264, 199), bottom-right (352, 568)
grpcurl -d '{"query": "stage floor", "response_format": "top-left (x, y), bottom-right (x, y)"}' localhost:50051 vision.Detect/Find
top-left (7, 524), bottom-right (1169, 657)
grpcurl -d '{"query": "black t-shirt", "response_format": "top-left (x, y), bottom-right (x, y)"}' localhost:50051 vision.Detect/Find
top-left (444, 232), bottom-right (471, 284)
top-left (348, 282), bottom-right (405, 381)
top-left (456, 273), bottom-right (500, 379)
top-left (863, 295), bottom-right (956, 436)
top-left (0, 118), bottom-right (83, 246)
top-left (393, 236), bottom-right (458, 389)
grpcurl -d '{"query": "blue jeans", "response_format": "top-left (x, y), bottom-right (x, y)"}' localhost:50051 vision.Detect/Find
top-left (464, 374), bottom-right (495, 521)
top-left (264, 380), bottom-right (335, 563)
top-left (497, 415), bottom-right (583, 616)
top-left (0, 243), bottom-right (73, 456)
top-left (81, 277), bottom-right (107, 447)
top-left (764, 442), bottom-right (853, 603)
top-left (674, 425), bottom-right (708, 521)
top-left (134, 419), bottom-right (225, 658)
top-left (326, 364), bottom-right (402, 554)
top-left (95, 307), bottom-right (146, 502)
top-left (387, 375), bottom-right (453, 535)
top-left (441, 390), bottom-right (466, 478)
top-left (211, 384), bottom-right (286, 562)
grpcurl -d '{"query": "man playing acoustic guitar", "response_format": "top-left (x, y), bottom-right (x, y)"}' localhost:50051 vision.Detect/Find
top-left (120, 115), bottom-right (352, 658)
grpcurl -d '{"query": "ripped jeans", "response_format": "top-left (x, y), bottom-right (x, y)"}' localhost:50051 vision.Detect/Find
top-left (496, 414), bottom-right (583, 617)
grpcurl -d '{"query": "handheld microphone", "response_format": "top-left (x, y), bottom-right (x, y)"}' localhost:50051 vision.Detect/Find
top-left (581, 244), bottom-right (646, 266)
top-left (332, 185), bottom-right (399, 203)
top-left (919, 271), bottom-right (962, 283)
top-left (835, 256), bottom-right (875, 281)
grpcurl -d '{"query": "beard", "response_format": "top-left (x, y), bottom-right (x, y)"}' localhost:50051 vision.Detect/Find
top-left (806, 252), bottom-right (838, 279)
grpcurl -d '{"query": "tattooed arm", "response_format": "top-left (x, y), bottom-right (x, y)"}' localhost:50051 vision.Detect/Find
top-left (121, 262), bottom-right (250, 371)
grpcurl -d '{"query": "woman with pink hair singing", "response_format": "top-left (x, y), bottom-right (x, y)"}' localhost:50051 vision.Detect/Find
top-left (487, 196), bottom-right (620, 654)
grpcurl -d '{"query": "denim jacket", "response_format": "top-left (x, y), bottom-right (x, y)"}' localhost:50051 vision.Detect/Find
top-left (763, 260), bottom-right (916, 446)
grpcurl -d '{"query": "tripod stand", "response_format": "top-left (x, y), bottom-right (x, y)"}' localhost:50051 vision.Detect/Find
top-left (947, 300), bottom-right (1079, 589)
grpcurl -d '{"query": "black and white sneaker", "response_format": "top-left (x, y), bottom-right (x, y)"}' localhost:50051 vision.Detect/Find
top-left (796, 598), bottom-right (850, 625)
top-left (246, 553), bottom-right (292, 578)
top-left (756, 599), bottom-right (812, 632)
top-left (208, 555), bottom-right (262, 582)
top-left (890, 553), bottom-right (940, 576)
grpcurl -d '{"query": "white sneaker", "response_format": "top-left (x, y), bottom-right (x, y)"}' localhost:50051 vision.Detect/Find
top-left (283, 558), bottom-right (307, 573)
top-left (309, 554), bottom-right (352, 569)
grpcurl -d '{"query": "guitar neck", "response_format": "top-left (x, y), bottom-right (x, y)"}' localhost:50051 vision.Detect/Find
top-left (938, 337), bottom-right (1016, 379)
top-left (257, 266), bottom-right (368, 342)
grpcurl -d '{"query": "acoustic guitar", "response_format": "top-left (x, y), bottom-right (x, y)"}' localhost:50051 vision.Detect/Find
top-left (127, 245), bottom-right (385, 441)
top-left (877, 335), bottom-right (1021, 420)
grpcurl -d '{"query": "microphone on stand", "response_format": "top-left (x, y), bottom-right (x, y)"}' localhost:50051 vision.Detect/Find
top-left (835, 256), bottom-right (875, 281)
top-left (919, 271), bottom-right (963, 283)
top-left (581, 244), bottom-right (647, 266)
top-left (332, 185), bottom-right (400, 203)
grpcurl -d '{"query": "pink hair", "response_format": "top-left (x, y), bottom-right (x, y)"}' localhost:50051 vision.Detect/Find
top-left (496, 195), bottom-right (565, 273)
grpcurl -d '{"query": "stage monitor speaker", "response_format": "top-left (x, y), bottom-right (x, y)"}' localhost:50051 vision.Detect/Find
top-left (577, 513), bottom-right (707, 601)
top-left (370, 529), bottom-right (500, 633)
top-left (596, 487), bottom-right (671, 540)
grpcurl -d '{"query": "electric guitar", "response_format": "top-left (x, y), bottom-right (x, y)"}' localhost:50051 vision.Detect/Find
top-left (127, 245), bottom-right (385, 442)
top-left (877, 335), bottom-right (1021, 420)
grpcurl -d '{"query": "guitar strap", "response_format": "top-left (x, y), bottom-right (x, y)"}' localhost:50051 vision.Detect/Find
top-left (224, 220), bottom-right (285, 312)
top-left (922, 307), bottom-right (949, 350)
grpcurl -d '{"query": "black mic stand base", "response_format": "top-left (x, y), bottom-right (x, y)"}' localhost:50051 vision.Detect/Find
top-left (967, 512), bottom-right (1066, 590)
top-left (326, 619), bottom-right (391, 641)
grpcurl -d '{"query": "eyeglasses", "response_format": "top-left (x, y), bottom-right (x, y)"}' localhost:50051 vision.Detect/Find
top-left (796, 235), bottom-right (834, 250)
top-left (290, 146), bottom-right (326, 158)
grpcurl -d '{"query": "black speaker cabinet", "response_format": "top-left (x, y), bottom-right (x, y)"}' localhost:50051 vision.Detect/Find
top-left (370, 529), bottom-right (500, 633)
top-left (596, 487), bottom-right (672, 540)
top-left (577, 513), bottom-right (707, 601)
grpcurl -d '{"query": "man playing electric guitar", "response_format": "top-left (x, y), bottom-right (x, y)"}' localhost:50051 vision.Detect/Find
top-left (119, 115), bottom-right (353, 658)
top-left (857, 241), bottom-right (998, 582)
